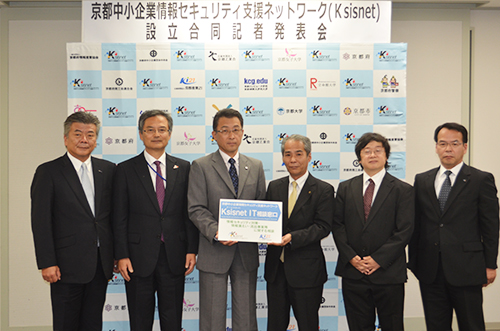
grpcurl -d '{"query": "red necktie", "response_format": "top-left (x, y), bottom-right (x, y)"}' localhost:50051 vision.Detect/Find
top-left (364, 179), bottom-right (375, 221)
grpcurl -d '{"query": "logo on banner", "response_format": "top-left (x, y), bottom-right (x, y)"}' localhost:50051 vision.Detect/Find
top-left (242, 50), bottom-right (270, 62)
top-left (311, 160), bottom-right (335, 173)
top-left (277, 48), bottom-right (303, 62)
top-left (377, 50), bottom-right (404, 63)
top-left (177, 132), bottom-right (200, 146)
top-left (176, 106), bottom-right (201, 118)
top-left (208, 78), bottom-right (236, 90)
top-left (311, 132), bottom-right (338, 146)
top-left (276, 107), bottom-right (303, 115)
top-left (183, 299), bottom-right (199, 313)
top-left (242, 105), bottom-right (269, 118)
top-left (71, 78), bottom-right (98, 91)
top-left (140, 78), bottom-right (167, 91)
top-left (343, 159), bottom-right (363, 173)
top-left (344, 133), bottom-right (358, 144)
top-left (174, 50), bottom-right (201, 62)
top-left (276, 133), bottom-right (289, 143)
top-left (380, 75), bottom-right (399, 93)
top-left (108, 274), bottom-right (125, 285)
top-left (377, 105), bottom-right (402, 117)
top-left (310, 50), bottom-right (334, 62)
top-left (310, 78), bottom-right (336, 90)
top-left (276, 77), bottom-right (301, 90)
top-left (105, 137), bottom-right (134, 145)
top-left (69, 53), bottom-right (98, 60)
top-left (343, 106), bottom-right (371, 117)
top-left (105, 50), bottom-right (132, 63)
top-left (242, 134), bottom-right (270, 145)
top-left (138, 49), bottom-right (169, 63)
top-left (73, 104), bottom-right (97, 113)
top-left (310, 105), bottom-right (333, 116)
top-left (104, 77), bottom-right (132, 91)
top-left (344, 77), bottom-right (370, 91)
top-left (242, 77), bottom-right (269, 91)
top-left (342, 52), bottom-right (371, 61)
top-left (104, 303), bottom-right (127, 313)
top-left (175, 77), bottom-right (202, 91)
top-left (208, 50), bottom-right (236, 62)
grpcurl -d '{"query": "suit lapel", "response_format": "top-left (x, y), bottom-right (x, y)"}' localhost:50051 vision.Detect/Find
top-left (61, 154), bottom-right (94, 218)
top-left (275, 177), bottom-right (290, 229)
top-left (212, 151), bottom-right (237, 197)
top-left (134, 155), bottom-right (161, 214)
top-left (425, 168), bottom-right (442, 216)
top-left (163, 154), bottom-right (179, 214)
top-left (365, 173), bottom-right (394, 226)
top-left (91, 157), bottom-right (103, 217)
top-left (290, 175), bottom-right (314, 219)
top-left (442, 164), bottom-right (470, 215)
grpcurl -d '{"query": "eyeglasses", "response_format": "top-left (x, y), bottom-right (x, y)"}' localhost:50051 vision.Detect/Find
top-left (216, 128), bottom-right (242, 136)
top-left (143, 127), bottom-right (171, 135)
top-left (437, 141), bottom-right (463, 149)
top-left (362, 148), bottom-right (384, 156)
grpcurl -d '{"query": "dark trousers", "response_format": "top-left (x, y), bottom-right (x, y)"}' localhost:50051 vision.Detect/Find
top-left (50, 254), bottom-right (108, 331)
top-left (125, 243), bottom-right (185, 331)
top-left (342, 277), bottom-right (405, 331)
top-left (267, 262), bottom-right (323, 331)
top-left (420, 258), bottom-right (485, 331)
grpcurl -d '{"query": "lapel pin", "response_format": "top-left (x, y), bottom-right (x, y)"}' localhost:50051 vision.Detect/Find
top-left (309, 191), bottom-right (311, 194)
top-left (98, 170), bottom-right (102, 173)
top-left (463, 179), bottom-right (467, 182)
top-left (245, 166), bottom-right (248, 170)
top-left (173, 165), bottom-right (179, 169)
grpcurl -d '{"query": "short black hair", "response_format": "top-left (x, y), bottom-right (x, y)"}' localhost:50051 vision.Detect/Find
top-left (434, 122), bottom-right (468, 144)
top-left (355, 132), bottom-right (391, 169)
top-left (138, 110), bottom-right (173, 133)
top-left (64, 112), bottom-right (101, 137)
top-left (212, 108), bottom-right (243, 131)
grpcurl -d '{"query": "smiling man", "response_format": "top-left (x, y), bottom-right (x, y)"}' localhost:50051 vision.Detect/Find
top-left (332, 132), bottom-right (414, 331)
top-left (409, 122), bottom-right (499, 331)
top-left (31, 112), bottom-right (115, 331)
top-left (188, 108), bottom-right (266, 331)
top-left (264, 134), bottom-right (334, 331)
top-left (113, 110), bottom-right (198, 331)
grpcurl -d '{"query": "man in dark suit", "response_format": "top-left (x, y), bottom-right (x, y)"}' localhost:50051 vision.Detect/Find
top-left (113, 110), bottom-right (199, 331)
top-left (265, 134), bottom-right (334, 331)
top-left (31, 112), bottom-right (115, 331)
top-left (409, 122), bottom-right (499, 331)
top-left (332, 132), bottom-right (414, 331)
top-left (188, 108), bottom-right (266, 331)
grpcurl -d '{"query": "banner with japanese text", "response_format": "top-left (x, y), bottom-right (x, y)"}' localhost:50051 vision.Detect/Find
top-left (82, 1), bottom-right (391, 43)
top-left (67, 41), bottom-right (406, 331)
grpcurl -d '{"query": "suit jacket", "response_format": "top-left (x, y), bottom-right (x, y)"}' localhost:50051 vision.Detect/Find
top-left (188, 151), bottom-right (266, 274)
top-left (264, 174), bottom-right (334, 288)
top-left (113, 153), bottom-right (199, 278)
top-left (332, 172), bottom-right (414, 284)
top-left (409, 164), bottom-right (499, 286)
top-left (31, 154), bottom-right (115, 283)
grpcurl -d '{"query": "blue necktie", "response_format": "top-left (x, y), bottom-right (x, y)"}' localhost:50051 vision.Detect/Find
top-left (228, 158), bottom-right (238, 196)
top-left (438, 170), bottom-right (452, 212)
top-left (80, 163), bottom-right (95, 216)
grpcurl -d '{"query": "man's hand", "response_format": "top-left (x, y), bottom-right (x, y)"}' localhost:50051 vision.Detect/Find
top-left (118, 258), bottom-right (134, 282)
top-left (216, 231), bottom-right (238, 246)
top-left (350, 256), bottom-right (367, 273)
top-left (113, 260), bottom-right (120, 274)
top-left (361, 256), bottom-right (381, 275)
top-left (484, 268), bottom-right (496, 287)
top-left (268, 233), bottom-right (292, 247)
top-left (185, 254), bottom-right (196, 276)
top-left (41, 266), bottom-right (61, 283)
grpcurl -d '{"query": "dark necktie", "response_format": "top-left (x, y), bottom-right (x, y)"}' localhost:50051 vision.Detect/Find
top-left (154, 161), bottom-right (165, 213)
top-left (364, 179), bottom-right (375, 221)
top-left (438, 170), bottom-right (452, 212)
top-left (229, 158), bottom-right (238, 196)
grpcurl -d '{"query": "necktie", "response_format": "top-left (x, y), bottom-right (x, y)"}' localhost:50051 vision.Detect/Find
top-left (363, 179), bottom-right (375, 221)
top-left (80, 163), bottom-right (95, 216)
top-left (438, 170), bottom-right (452, 212)
top-left (288, 181), bottom-right (297, 217)
top-left (228, 158), bottom-right (239, 196)
top-left (154, 161), bottom-right (165, 213)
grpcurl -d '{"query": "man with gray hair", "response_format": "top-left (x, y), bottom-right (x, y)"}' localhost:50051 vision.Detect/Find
top-left (265, 134), bottom-right (335, 330)
top-left (31, 111), bottom-right (115, 330)
top-left (113, 110), bottom-right (199, 331)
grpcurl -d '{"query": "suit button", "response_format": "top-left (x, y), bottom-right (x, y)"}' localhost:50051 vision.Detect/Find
top-left (362, 247), bottom-right (366, 252)
top-left (439, 224), bottom-right (444, 228)
top-left (434, 242), bottom-right (439, 246)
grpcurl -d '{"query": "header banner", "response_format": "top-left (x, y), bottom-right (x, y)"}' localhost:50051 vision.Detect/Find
top-left (82, 0), bottom-right (392, 43)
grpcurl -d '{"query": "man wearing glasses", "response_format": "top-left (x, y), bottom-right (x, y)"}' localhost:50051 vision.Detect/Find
top-left (113, 110), bottom-right (199, 331)
top-left (332, 132), bottom-right (414, 331)
top-left (188, 108), bottom-right (266, 331)
top-left (409, 122), bottom-right (499, 331)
